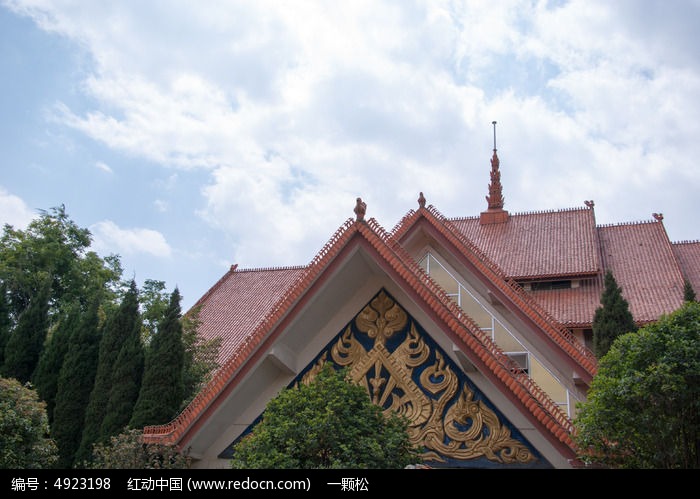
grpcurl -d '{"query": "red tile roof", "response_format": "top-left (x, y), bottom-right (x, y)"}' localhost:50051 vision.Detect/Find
top-left (673, 240), bottom-right (700, 297)
top-left (598, 221), bottom-right (685, 323)
top-left (192, 264), bottom-right (306, 367)
top-left (529, 280), bottom-right (602, 328)
top-left (450, 207), bottom-right (600, 279)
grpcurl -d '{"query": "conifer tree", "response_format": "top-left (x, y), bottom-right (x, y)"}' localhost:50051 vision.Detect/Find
top-left (76, 280), bottom-right (139, 464)
top-left (52, 300), bottom-right (101, 468)
top-left (99, 318), bottom-right (144, 440)
top-left (2, 277), bottom-right (51, 383)
top-left (0, 283), bottom-right (10, 368)
top-left (592, 270), bottom-right (637, 358)
top-left (130, 288), bottom-right (185, 428)
top-left (32, 303), bottom-right (81, 424)
top-left (684, 279), bottom-right (697, 302)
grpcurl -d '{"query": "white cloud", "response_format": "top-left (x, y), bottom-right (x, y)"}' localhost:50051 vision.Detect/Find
top-left (90, 220), bottom-right (172, 258)
top-left (5, 0), bottom-right (700, 267)
top-left (95, 160), bottom-right (113, 173)
top-left (0, 187), bottom-right (36, 229)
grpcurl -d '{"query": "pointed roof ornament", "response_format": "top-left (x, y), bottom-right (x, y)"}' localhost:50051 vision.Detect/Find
top-left (486, 121), bottom-right (504, 210)
top-left (480, 121), bottom-right (509, 224)
top-left (653, 212), bottom-right (664, 222)
top-left (354, 197), bottom-right (367, 222)
top-left (418, 192), bottom-right (426, 208)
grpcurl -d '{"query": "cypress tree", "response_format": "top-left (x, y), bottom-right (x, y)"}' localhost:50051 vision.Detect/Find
top-left (592, 270), bottom-right (637, 358)
top-left (52, 300), bottom-right (101, 468)
top-left (2, 277), bottom-right (51, 383)
top-left (76, 280), bottom-right (139, 464)
top-left (130, 288), bottom-right (185, 428)
top-left (684, 279), bottom-right (697, 302)
top-left (0, 283), bottom-right (10, 368)
top-left (99, 317), bottom-right (144, 440)
top-left (32, 303), bottom-right (81, 424)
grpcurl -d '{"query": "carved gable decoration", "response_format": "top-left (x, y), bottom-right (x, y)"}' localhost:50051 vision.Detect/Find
top-left (222, 289), bottom-right (548, 468)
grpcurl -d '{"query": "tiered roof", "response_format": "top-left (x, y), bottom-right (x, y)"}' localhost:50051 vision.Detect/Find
top-left (142, 141), bottom-right (696, 468)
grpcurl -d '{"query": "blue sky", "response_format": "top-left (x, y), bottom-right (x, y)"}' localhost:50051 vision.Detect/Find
top-left (1, 0), bottom-right (699, 311)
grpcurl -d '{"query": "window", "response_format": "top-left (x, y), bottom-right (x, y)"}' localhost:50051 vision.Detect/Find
top-left (506, 352), bottom-right (529, 374)
top-left (530, 280), bottom-right (571, 291)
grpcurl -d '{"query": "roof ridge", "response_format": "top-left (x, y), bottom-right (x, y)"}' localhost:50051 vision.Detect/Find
top-left (597, 219), bottom-right (659, 228)
top-left (673, 239), bottom-right (700, 245)
top-left (510, 206), bottom-right (590, 216)
top-left (233, 264), bottom-right (308, 273)
top-left (446, 205), bottom-right (590, 222)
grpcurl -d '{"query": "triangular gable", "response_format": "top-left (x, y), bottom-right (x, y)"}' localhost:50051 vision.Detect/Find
top-left (144, 214), bottom-right (580, 466)
top-left (220, 288), bottom-right (552, 468)
top-left (389, 203), bottom-right (597, 383)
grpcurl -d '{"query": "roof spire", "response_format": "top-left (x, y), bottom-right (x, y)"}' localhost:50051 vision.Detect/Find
top-left (480, 121), bottom-right (509, 225)
top-left (486, 122), bottom-right (504, 211)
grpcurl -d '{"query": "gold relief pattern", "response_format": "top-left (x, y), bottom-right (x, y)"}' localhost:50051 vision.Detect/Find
top-left (329, 290), bottom-right (536, 465)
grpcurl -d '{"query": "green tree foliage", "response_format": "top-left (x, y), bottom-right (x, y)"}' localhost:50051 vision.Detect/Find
top-left (684, 279), bottom-right (697, 302)
top-left (0, 377), bottom-right (57, 468)
top-left (575, 301), bottom-right (700, 468)
top-left (130, 288), bottom-right (185, 428)
top-left (77, 280), bottom-right (140, 464)
top-left (139, 279), bottom-right (169, 344)
top-left (0, 283), bottom-right (11, 367)
top-left (52, 300), bottom-right (102, 468)
top-left (0, 206), bottom-right (94, 320)
top-left (32, 303), bottom-right (81, 424)
top-left (181, 305), bottom-right (221, 410)
top-left (2, 277), bottom-right (51, 383)
top-left (592, 270), bottom-right (637, 358)
top-left (87, 429), bottom-right (190, 469)
top-left (230, 364), bottom-right (419, 469)
top-left (99, 312), bottom-right (144, 441)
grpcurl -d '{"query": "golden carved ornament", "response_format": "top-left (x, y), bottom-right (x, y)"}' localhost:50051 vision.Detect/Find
top-left (322, 290), bottom-right (536, 465)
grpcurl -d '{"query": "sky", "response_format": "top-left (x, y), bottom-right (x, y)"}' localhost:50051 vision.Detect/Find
top-left (1, 0), bottom-right (699, 312)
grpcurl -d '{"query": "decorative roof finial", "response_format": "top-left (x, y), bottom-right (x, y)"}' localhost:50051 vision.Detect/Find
top-left (418, 192), bottom-right (426, 208)
top-left (584, 200), bottom-right (595, 209)
top-left (485, 121), bottom-right (504, 211)
top-left (480, 121), bottom-right (509, 225)
top-left (354, 197), bottom-right (367, 222)
top-left (653, 212), bottom-right (664, 222)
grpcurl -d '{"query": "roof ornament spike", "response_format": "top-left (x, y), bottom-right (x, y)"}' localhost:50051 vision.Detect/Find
top-left (492, 120), bottom-right (497, 151)
top-left (354, 197), bottom-right (367, 222)
top-left (485, 121), bottom-right (504, 210)
top-left (418, 191), bottom-right (426, 208)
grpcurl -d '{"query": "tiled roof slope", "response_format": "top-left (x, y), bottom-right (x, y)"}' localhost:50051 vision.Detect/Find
top-left (529, 280), bottom-right (602, 328)
top-left (673, 240), bottom-right (700, 296)
top-left (598, 221), bottom-right (685, 323)
top-left (191, 264), bottom-right (306, 367)
top-left (450, 208), bottom-right (600, 279)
